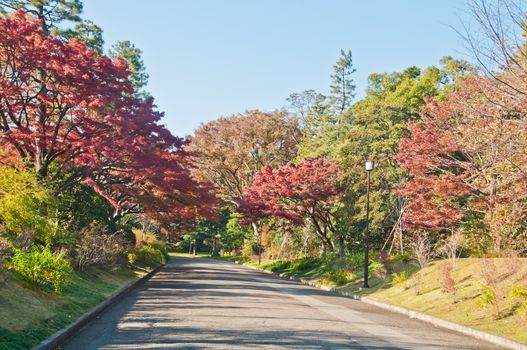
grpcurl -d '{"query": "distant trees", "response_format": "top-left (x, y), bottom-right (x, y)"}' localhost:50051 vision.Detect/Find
top-left (189, 110), bottom-right (301, 204)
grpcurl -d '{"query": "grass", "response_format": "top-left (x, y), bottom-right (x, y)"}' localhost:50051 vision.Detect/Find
top-left (359, 258), bottom-right (527, 344)
top-left (250, 255), bottom-right (527, 344)
top-left (0, 266), bottom-right (149, 350)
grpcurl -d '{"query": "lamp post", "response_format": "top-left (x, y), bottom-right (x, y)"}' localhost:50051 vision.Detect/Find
top-left (364, 160), bottom-right (374, 288)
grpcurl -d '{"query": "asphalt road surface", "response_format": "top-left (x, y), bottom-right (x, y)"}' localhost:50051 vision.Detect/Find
top-left (61, 256), bottom-right (500, 349)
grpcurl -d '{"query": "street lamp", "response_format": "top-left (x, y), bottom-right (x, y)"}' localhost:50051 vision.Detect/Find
top-left (364, 160), bottom-right (374, 288)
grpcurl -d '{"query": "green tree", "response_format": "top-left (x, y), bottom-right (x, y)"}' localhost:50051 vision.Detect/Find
top-left (109, 40), bottom-right (150, 98)
top-left (297, 50), bottom-right (356, 160)
top-left (339, 59), bottom-right (470, 253)
top-left (330, 49), bottom-right (356, 115)
top-left (61, 20), bottom-right (104, 54)
top-left (222, 213), bottom-right (247, 253)
top-left (0, 0), bottom-right (83, 33)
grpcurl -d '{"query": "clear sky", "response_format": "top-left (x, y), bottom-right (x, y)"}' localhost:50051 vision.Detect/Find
top-left (83, 0), bottom-right (473, 138)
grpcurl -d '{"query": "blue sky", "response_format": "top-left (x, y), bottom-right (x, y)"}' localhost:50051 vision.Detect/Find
top-left (83, 0), bottom-right (473, 137)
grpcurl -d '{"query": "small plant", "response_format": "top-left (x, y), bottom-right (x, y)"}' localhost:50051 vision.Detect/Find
top-left (437, 231), bottom-right (465, 267)
top-left (8, 246), bottom-right (72, 294)
top-left (507, 284), bottom-right (527, 320)
top-left (324, 270), bottom-right (352, 286)
top-left (391, 271), bottom-right (410, 289)
top-left (476, 286), bottom-right (499, 318)
top-left (439, 263), bottom-right (456, 298)
top-left (411, 233), bottom-right (432, 269)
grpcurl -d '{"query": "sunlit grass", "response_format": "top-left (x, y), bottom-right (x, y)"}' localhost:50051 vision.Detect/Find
top-left (0, 266), bottom-right (145, 350)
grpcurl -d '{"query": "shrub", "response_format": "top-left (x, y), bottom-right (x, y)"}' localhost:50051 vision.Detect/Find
top-left (265, 260), bottom-right (291, 273)
top-left (75, 229), bottom-right (129, 271)
top-left (391, 271), bottom-right (409, 288)
top-left (439, 263), bottom-right (456, 294)
top-left (507, 284), bottom-right (527, 319)
top-left (291, 257), bottom-right (321, 272)
top-left (347, 253), bottom-right (364, 268)
top-left (8, 246), bottom-right (72, 294)
top-left (0, 168), bottom-right (56, 243)
top-left (324, 270), bottom-right (353, 286)
top-left (150, 241), bottom-right (170, 262)
top-left (476, 286), bottom-right (497, 311)
top-left (410, 233), bottom-right (432, 269)
top-left (242, 239), bottom-right (259, 258)
top-left (390, 252), bottom-right (412, 264)
top-left (128, 245), bottom-right (166, 268)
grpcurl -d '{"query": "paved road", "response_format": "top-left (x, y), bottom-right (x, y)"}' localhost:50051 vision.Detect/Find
top-left (62, 257), bottom-right (500, 349)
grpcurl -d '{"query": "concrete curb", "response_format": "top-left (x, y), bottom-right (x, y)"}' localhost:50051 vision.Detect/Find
top-left (234, 261), bottom-right (527, 350)
top-left (32, 263), bottom-right (165, 350)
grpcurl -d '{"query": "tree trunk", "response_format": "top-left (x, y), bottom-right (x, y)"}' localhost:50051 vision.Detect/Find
top-left (338, 234), bottom-right (345, 259)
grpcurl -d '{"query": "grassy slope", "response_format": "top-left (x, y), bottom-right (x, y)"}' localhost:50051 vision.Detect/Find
top-left (0, 266), bottom-right (148, 350)
top-left (256, 257), bottom-right (527, 344)
top-left (358, 258), bottom-right (527, 344)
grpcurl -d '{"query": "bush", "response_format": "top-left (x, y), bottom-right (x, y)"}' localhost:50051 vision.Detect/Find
top-left (265, 260), bottom-right (291, 273)
top-left (439, 263), bottom-right (456, 294)
top-left (128, 245), bottom-right (166, 268)
top-left (324, 270), bottom-right (353, 286)
top-left (476, 286), bottom-right (497, 311)
top-left (150, 241), bottom-right (170, 262)
top-left (347, 253), bottom-right (364, 268)
top-left (75, 228), bottom-right (129, 271)
top-left (391, 252), bottom-right (412, 264)
top-left (508, 284), bottom-right (527, 319)
top-left (391, 271), bottom-right (409, 287)
top-left (291, 257), bottom-right (321, 272)
top-left (0, 168), bottom-right (56, 243)
top-left (242, 239), bottom-right (259, 258)
top-left (8, 246), bottom-right (72, 294)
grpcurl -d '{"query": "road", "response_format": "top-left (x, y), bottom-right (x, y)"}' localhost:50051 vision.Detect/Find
top-left (61, 256), bottom-right (499, 349)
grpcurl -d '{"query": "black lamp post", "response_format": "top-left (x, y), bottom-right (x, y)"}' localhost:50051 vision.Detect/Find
top-left (364, 160), bottom-right (374, 288)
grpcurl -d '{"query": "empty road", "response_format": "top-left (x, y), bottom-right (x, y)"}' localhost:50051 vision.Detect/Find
top-left (61, 256), bottom-right (499, 349)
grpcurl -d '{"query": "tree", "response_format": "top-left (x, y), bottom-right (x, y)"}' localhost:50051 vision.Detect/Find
top-left (109, 40), bottom-right (149, 98)
top-left (0, 11), bottom-right (131, 178)
top-left (330, 49), bottom-right (356, 115)
top-left (189, 110), bottom-right (300, 204)
top-left (286, 89), bottom-right (326, 127)
top-left (297, 50), bottom-right (356, 160)
top-left (61, 20), bottom-right (104, 54)
top-left (396, 72), bottom-right (527, 255)
top-left (339, 61), bottom-right (468, 253)
top-left (0, 0), bottom-right (83, 34)
top-left (0, 11), bottom-right (218, 230)
top-left (240, 158), bottom-right (343, 253)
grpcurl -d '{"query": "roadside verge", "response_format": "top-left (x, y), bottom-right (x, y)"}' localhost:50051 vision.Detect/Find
top-left (32, 263), bottom-right (164, 350)
top-left (231, 260), bottom-right (527, 350)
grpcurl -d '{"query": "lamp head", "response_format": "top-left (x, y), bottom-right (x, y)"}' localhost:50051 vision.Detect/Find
top-left (365, 160), bottom-right (374, 171)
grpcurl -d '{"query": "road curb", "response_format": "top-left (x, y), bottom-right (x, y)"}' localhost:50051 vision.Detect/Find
top-left (234, 261), bottom-right (527, 350)
top-left (32, 263), bottom-right (165, 350)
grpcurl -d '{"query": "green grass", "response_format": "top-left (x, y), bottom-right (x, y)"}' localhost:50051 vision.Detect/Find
top-left (0, 266), bottom-right (148, 350)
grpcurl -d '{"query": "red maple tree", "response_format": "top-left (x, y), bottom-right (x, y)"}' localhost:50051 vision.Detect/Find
top-left (240, 158), bottom-right (343, 252)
